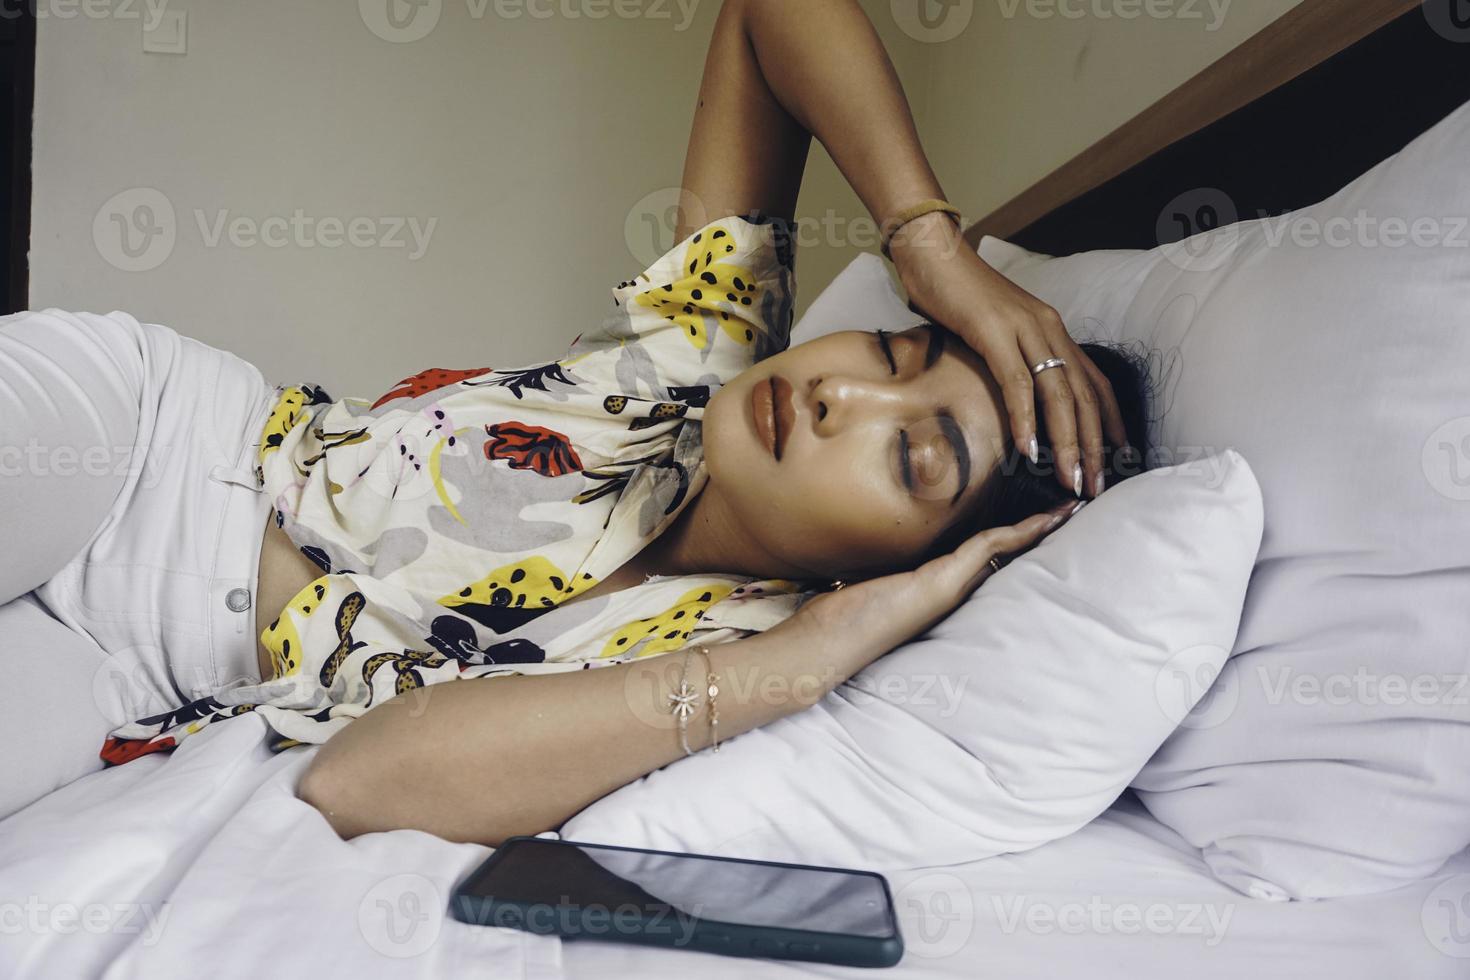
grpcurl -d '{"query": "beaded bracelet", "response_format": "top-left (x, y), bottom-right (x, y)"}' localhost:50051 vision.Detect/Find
top-left (692, 644), bottom-right (721, 754)
top-left (880, 198), bottom-right (963, 261)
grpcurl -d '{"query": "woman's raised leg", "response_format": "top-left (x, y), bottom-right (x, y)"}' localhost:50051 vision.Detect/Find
top-left (0, 593), bottom-right (116, 819)
top-left (0, 310), bottom-right (145, 605)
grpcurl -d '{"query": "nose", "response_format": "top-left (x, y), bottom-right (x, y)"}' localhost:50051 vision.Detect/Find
top-left (809, 374), bottom-right (905, 436)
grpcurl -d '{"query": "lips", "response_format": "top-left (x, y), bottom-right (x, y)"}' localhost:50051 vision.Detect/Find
top-left (771, 376), bottom-right (795, 459)
top-left (751, 375), bottom-right (797, 461)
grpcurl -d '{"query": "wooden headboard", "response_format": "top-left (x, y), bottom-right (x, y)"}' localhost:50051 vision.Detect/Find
top-left (963, 0), bottom-right (1470, 256)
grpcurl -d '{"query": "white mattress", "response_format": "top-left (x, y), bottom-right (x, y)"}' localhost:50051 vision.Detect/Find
top-left (1, 714), bottom-right (1461, 979)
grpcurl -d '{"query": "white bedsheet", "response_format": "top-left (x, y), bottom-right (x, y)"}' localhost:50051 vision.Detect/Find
top-left (0, 716), bottom-right (560, 979)
top-left (563, 795), bottom-right (1470, 980)
top-left (1, 715), bottom-right (1462, 979)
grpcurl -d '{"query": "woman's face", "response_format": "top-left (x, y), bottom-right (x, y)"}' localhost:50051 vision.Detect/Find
top-left (703, 323), bottom-right (1009, 579)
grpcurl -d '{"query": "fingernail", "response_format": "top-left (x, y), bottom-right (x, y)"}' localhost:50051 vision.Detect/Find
top-left (1092, 470), bottom-right (1106, 497)
top-left (1027, 436), bottom-right (1039, 465)
top-left (1072, 463), bottom-right (1083, 498)
top-left (1118, 445), bottom-right (1141, 474)
top-left (1070, 500), bottom-right (1086, 516)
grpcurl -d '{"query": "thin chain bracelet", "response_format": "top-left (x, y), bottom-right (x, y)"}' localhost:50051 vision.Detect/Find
top-left (666, 647), bottom-right (702, 756)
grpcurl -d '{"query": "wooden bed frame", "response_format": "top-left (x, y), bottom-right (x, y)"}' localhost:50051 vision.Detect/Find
top-left (963, 0), bottom-right (1470, 256)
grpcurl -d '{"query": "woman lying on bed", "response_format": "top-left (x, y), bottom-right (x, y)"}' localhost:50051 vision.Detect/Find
top-left (3, 0), bottom-right (1149, 836)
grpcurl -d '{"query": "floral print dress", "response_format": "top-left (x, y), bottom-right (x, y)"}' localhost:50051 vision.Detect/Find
top-left (101, 214), bottom-right (814, 765)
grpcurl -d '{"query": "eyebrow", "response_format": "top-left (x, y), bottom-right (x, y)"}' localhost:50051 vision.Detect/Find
top-left (936, 412), bottom-right (971, 506)
top-left (918, 324), bottom-right (970, 506)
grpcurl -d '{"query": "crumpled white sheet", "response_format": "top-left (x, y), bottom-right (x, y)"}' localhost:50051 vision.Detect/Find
top-left (0, 714), bottom-right (562, 980)
top-left (4, 712), bottom-right (1467, 980)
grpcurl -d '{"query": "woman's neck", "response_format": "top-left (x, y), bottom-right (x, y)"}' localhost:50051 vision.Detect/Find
top-left (638, 481), bottom-right (807, 584)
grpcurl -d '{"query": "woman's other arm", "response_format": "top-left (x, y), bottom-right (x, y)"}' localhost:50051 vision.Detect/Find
top-left (673, 0), bottom-right (940, 243)
top-left (301, 620), bottom-right (856, 844)
top-left (297, 513), bottom-right (1070, 844)
top-left (678, 0), bottom-right (1129, 499)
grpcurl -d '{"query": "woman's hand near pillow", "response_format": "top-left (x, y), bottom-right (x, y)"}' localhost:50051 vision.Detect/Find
top-left (890, 212), bottom-right (1131, 500)
top-left (788, 503), bottom-right (1077, 658)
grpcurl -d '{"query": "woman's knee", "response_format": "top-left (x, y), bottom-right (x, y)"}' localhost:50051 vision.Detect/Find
top-left (0, 311), bottom-right (150, 603)
top-left (0, 594), bottom-right (114, 819)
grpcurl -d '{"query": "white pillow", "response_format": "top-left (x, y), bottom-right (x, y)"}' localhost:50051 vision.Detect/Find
top-left (977, 98), bottom-right (1470, 899)
top-left (788, 251), bottom-right (924, 342)
top-left (563, 451), bottom-right (1263, 869)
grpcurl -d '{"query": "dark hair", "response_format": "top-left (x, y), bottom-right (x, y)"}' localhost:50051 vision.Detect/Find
top-left (916, 338), bottom-right (1155, 565)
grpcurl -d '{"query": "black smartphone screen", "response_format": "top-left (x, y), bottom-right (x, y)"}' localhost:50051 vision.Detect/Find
top-left (455, 837), bottom-right (900, 942)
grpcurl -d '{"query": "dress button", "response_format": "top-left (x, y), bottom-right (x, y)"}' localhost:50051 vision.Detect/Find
top-left (225, 588), bottom-right (252, 612)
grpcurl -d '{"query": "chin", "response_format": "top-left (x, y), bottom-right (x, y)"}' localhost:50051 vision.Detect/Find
top-left (701, 387), bottom-right (776, 531)
top-left (701, 381), bottom-right (748, 480)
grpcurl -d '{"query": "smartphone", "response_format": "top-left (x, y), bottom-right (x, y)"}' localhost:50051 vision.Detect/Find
top-left (450, 836), bottom-right (904, 968)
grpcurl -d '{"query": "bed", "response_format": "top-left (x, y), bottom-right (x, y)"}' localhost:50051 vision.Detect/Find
top-left (3, 711), bottom-right (1465, 978)
top-left (4, 1), bottom-right (1469, 976)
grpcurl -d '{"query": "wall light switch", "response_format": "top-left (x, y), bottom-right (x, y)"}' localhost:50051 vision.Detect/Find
top-left (143, 9), bottom-right (187, 54)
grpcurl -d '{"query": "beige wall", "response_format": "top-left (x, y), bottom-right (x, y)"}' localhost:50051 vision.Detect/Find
top-left (909, 0), bottom-right (1305, 220)
top-left (30, 0), bottom-right (1301, 394)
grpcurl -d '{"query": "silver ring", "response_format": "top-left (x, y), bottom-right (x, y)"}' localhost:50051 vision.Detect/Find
top-left (988, 557), bottom-right (1002, 574)
top-left (1031, 357), bottom-right (1067, 376)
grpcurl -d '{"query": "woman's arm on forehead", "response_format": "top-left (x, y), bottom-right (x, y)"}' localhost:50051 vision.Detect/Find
top-left (677, 0), bottom-right (1130, 500)
top-left (674, 0), bottom-right (945, 243)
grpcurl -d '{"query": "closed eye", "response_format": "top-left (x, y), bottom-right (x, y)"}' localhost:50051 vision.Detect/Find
top-left (875, 329), bottom-right (899, 375)
top-left (878, 331), bottom-right (913, 489)
top-left (897, 429), bottom-right (913, 491)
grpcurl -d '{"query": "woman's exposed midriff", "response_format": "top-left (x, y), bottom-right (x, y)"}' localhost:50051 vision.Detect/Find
top-left (254, 514), bottom-right (325, 682)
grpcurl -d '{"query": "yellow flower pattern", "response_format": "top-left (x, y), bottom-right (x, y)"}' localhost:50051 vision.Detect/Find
top-left (635, 223), bottom-right (763, 350)
top-left (257, 385), bottom-right (309, 468)
top-left (260, 577), bottom-right (332, 679)
top-left (599, 583), bottom-right (738, 659)
top-left (438, 555), bottom-right (596, 618)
